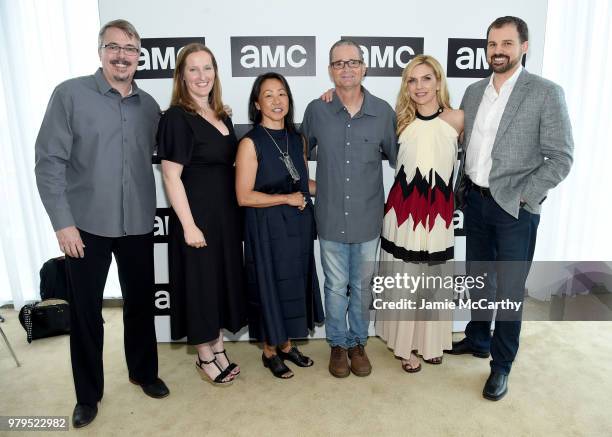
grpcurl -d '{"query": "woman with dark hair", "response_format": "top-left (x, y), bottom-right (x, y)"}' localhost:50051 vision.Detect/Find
top-left (156, 43), bottom-right (246, 386)
top-left (235, 72), bottom-right (324, 379)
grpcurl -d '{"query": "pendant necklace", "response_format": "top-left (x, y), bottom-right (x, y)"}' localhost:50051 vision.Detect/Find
top-left (262, 126), bottom-right (301, 183)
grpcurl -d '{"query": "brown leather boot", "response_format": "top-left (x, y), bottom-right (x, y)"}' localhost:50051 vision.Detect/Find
top-left (348, 344), bottom-right (372, 376)
top-left (329, 346), bottom-right (350, 378)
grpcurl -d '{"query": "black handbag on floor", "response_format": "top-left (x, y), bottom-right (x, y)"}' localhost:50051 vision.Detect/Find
top-left (18, 299), bottom-right (70, 343)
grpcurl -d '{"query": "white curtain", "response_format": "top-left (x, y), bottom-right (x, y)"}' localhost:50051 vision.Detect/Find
top-left (534, 0), bottom-right (612, 261)
top-left (0, 0), bottom-right (124, 309)
top-left (1, 0), bottom-right (610, 308)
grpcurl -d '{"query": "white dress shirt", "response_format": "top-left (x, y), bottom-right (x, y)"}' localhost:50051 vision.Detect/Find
top-left (465, 65), bottom-right (523, 187)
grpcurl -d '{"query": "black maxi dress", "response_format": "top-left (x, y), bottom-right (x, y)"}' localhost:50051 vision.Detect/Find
top-left (243, 125), bottom-right (324, 345)
top-left (156, 106), bottom-right (247, 344)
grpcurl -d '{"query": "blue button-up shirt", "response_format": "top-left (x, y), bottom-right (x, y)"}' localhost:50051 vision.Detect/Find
top-left (301, 87), bottom-right (397, 243)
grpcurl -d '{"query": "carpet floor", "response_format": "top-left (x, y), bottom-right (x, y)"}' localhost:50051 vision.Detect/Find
top-left (1, 308), bottom-right (611, 436)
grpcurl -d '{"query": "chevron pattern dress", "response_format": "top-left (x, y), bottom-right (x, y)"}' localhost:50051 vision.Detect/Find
top-left (375, 110), bottom-right (458, 360)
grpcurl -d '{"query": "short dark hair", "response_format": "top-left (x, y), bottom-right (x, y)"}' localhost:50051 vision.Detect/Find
top-left (98, 19), bottom-right (141, 49)
top-left (248, 72), bottom-right (296, 133)
top-left (329, 39), bottom-right (363, 64)
top-left (487, 16), bottom-right (529, 43)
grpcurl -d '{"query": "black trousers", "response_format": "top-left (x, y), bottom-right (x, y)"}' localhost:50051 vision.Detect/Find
top-left (65, 230), bottom-right (158, 406)
top-left (463, 189), bottom-right (540, 375)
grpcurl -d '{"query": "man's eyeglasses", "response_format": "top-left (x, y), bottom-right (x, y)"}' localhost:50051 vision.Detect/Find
top-left (330, 59), bottom-right (364, 70)
top-left (101, 44), bottom-right (140, 56)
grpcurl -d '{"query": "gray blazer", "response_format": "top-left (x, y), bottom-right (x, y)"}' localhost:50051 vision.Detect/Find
top-left (456, 69), bottom-right (574, 218)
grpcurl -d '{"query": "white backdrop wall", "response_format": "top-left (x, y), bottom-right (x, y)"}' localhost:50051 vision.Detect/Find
top-left (98, 0), bottom-right (548, 341)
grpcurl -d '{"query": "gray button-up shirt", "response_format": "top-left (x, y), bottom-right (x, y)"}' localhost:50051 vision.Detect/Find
top-left (301, 87), bottom-right (397, 243)
top-left (35, 68), bottom-right (160, 237)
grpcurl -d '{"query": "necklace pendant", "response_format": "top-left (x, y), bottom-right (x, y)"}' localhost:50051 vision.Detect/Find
top-left (263, 126), bottom-right (301, 183)
top-left (279, 154), bottom-right (301, 184)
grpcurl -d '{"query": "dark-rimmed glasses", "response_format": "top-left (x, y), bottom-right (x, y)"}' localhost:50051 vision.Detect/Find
top-left (330, 59), bottom-right (364, 70)
top-left (101, 44), bottom-right (140, 56)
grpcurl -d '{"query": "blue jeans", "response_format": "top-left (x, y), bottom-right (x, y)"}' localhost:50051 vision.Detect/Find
top-left (319, 237), bottom-right (379, 349)
top-left (463, 189), bottom-right (540, 375)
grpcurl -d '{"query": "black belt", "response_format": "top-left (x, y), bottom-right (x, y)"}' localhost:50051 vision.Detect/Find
top-left (467, 178), bottom-right (492, 197)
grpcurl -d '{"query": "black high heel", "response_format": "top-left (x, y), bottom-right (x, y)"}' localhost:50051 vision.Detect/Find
top-left (262, 353), bottom-right (294, 379)
top-left (195, 356), bottom-right (234, 386)
top-left (213, 349), bottom-right (240, 376)
top-left (277, 346), bottom-right (314, 367)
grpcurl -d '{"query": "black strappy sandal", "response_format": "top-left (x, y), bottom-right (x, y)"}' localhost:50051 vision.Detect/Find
top-left (401, 359), bottom-right (422, 373)
top-left (401, 353), bottom-right (422, 373)
top-left (195, 356), bottom-right (235, 386)
top-left (424, 356), bottom-right (443, 365)
top-left (262, 353), bottom-right (294, 379)
top-left (277, 346), bottom-right (314, 367)
top-left (214, 349), bottom-right (240, 376)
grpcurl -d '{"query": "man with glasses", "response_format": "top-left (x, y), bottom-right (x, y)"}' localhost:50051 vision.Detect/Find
top-left (35, 19), bottom-right (169, 428)
top-left (301, 39), bottom-right (397, 378)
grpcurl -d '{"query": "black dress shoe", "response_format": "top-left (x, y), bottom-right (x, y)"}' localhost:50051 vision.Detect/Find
top-left (129, 377), bottom-right (170, 399)
top-left (445, 338), bottom-right (490, 358)
top-left (72, 403), bottom-right (97, 428)
top-left (483, 371), bottom-right (508, 401)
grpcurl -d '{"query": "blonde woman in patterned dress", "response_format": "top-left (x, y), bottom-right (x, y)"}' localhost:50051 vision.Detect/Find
top-left (375, 55), bottom-right (464, 373)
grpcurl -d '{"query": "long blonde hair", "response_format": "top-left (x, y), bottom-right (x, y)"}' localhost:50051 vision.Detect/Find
top-left (170, 43), bottom-right (226, 119)
top-left (396, 55), bottom-right (451, 135)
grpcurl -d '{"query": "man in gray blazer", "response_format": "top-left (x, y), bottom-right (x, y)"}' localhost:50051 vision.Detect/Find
top-left (449, 16), bottom-right (573, 400)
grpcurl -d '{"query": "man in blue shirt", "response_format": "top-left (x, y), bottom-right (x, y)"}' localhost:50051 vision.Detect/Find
top-left (301, 39), bottom-right (397, 378)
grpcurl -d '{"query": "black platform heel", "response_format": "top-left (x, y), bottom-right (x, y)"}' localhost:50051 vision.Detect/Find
top-left (196, 356), bottom-right (234, 386)
top-left (213, 349), bottom-right (240, 376)
top-left (262, 353), bottom-right (294, 379)
top-left (277, 346), bottom-right (314, 367)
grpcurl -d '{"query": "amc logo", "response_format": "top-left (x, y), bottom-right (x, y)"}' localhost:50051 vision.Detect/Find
top-left (154, 284), bottom-right (170, 315)
top-left (135, 37), bottom-right (206, 79)
top-left (153, 207), bottom-right (171, 242)
top-left (446, 38), bottom-right (526, 78)
top-left (453, 210), bottom-right (465, 237)
top-left (230, 36), bottom-right (316, 76)
top-left (342, 36), bottom-right (424, 77)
